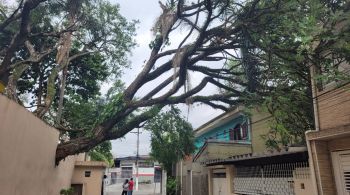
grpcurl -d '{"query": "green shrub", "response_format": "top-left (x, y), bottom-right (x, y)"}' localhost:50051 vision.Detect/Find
top-left (60, 187), bottom-right (74, 195)
top-left (166, 177), bottom-right (179, 195)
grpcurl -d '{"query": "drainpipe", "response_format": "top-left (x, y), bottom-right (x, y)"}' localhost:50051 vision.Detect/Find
top-left (310, 65), bottom-right (320, 132)
top-left (191, 170), bottom-right (193, 195)
top-left (308, 62), bottom-right (320, 194)
top-left (180, 160), bottom-right (183, 195)
top-left (305, 131), bottom-right (319, 195)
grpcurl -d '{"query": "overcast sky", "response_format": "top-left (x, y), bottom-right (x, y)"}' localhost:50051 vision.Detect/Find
top-left (3, 0), bottom-right (224, 157)
top-left (108, 0), bottom-right (225, 158)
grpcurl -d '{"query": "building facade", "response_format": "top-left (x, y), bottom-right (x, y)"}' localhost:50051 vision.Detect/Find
top-left (177, 106), bottom-right (314, 195)
top-left (306, 44), bottom-right (350, 194)
top-left (108, 155), bottom-right (161, 184)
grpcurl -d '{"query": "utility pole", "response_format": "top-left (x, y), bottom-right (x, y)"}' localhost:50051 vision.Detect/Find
top-left (130, 128), bottom-right (142, 191)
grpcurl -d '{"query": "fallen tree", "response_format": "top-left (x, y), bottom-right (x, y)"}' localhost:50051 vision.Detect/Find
top-left (1, 0), bottom-right (348, 164)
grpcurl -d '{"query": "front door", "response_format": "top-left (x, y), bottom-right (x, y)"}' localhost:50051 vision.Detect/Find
top-left (332, 150), bottom-right (350, 195)
top-left (212, 169), bottom-right (227, 195)
top-left (71, 184), bottom-right (83, 195)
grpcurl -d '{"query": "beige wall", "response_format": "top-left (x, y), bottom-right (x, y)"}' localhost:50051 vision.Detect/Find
top-left (0, 95), bottom-right (76, 195)
top-left (309, 140), bottom-right (336, 195)
top-left (249, 108), bottom-right (271, 153)
top-left (207, 143), bottom-right (252, 160)
top-left (71, 163), bottom-right (105, 195)
top-left (317, 83), bottom-right (350, 131)
top-left (309, 137), bottom-right (350, 195)
top-left (177, 159), bottom-right (209, 195)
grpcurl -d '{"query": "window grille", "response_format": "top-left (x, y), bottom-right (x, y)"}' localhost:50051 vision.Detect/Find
top-left (138, 161), bottom-right (154, 167)
top-left (233, 162), bottom-right (309, 195)
top-left (121, 167), bottom-right (133, 179)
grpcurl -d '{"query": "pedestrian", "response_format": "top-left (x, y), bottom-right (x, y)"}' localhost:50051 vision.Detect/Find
top-left (121, 179), bottom-right (129, 195)
top-left (128, 178), bottom-right (134, 195)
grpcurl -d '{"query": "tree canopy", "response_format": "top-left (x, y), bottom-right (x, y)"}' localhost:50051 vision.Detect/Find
top-left (0, 0), bottom-right (349, 164)
top-left (145, 106), bottom-right (195, 173)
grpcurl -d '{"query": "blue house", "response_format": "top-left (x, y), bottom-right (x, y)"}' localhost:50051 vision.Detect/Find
top-left (192, 106), bottom-right (253, 164)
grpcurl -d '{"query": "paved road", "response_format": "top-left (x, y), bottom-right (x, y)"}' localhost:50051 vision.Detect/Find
top-left (106, 183), bottom-right (161, 195)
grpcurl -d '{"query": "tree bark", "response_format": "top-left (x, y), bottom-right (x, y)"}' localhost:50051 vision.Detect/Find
top-left (35, 0), bottom-right (81, 118)
top-left (0, 0), bottom-right (47, 86)
top-left (56, 66), bottom-right (68, 124)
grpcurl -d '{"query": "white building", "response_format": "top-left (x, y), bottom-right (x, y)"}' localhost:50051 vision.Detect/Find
top-left (106, 155), bottom-right (162, 184)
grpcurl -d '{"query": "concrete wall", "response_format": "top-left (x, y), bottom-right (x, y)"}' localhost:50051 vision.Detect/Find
top-left (0, 95), bottom-right (76, 195)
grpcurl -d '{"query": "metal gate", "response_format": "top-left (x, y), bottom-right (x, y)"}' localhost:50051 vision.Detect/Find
top-left (233, 162), bottom-right (309, 195)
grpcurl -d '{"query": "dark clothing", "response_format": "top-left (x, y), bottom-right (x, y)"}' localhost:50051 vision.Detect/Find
top-left (121, 190), bottom-right (128, 195)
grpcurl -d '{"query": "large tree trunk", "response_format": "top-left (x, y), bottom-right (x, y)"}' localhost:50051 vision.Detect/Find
top-left (55, 134), bottom-right (105, 165)
top-left (35, 0), bottom-right (81, 118)
top-left (0, 0), bottom-right (47, 86)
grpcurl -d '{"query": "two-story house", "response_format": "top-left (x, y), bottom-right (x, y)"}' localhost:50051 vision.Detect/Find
top-left (177, 106), bottom-right (313, 195)
top-left (305, 31), bottom-right (350, 194)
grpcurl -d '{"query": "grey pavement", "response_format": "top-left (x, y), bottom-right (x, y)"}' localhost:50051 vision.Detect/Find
top-left (106, 183), bottom-right (161, 195)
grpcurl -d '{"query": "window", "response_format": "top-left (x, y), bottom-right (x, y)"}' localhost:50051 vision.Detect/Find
top-left (138, 161), bottom-right (154, 168)
top-left (233, 124), bottom-right (242, 140)
top-left (316, 53), bottom-right (350, 91)
top-left (85, 171), bottom-right (91, 177)
top-left (229, 128), bottom-right (234, 140)
top-left (241, 122), bottom-right (248, 140)
top-left (229, 122), bottom-right (249, 141)
top-left (114, 160), bottom-right (121, 167)
top-left (121, 167), bottom-right (133, 178)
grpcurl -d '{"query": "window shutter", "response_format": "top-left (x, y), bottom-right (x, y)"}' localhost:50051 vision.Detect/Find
top-left (343, 171), bottom-right (350, 192)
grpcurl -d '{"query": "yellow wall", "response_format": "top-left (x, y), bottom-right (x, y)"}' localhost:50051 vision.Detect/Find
top-left (249, 108), bottom-right (271, 153)
top-left (0, 95), bottom-right (76, 195)
top-left (207, 143), bottom-right (252, 159)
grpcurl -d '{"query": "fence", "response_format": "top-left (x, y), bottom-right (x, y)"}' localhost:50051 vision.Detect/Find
top-left (233, 162), bottom-right (310, 195)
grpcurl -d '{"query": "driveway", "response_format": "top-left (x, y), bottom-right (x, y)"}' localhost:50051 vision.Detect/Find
top-left (106, 183), bottom-right (161, 195)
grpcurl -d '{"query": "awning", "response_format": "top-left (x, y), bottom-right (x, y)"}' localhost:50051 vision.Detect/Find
top-left (205, 147), bottom-right (308, 166)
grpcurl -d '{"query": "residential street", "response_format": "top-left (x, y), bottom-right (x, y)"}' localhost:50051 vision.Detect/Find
top-left (106, 183), bottom-right (161, 195)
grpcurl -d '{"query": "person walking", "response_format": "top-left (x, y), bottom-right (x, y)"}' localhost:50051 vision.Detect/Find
top-left (127, 178), bottom-right (134, 195)
top-left (121, 179), bottom-right (129, 195)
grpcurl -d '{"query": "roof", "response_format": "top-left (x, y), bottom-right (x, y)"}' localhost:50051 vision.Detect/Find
top-left (205, 147), bottom-right (308, 166)
top-left (115, 155), bottom-right (152, 161)
top-left (75, 161), bottom-right (107, 168)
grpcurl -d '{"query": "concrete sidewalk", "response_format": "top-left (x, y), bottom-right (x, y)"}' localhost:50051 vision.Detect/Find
top-left (106, 183), bottom-right (161, 195)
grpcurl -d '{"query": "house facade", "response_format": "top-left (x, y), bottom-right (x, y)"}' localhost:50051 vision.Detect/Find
top-left (305, 47), bottom-right (350, 194)
top-left (71, 154), bottom-right (107, 195)
top-left (177, 106), bottom-right (314, 195)
top-left (108, 155), bottom-right (162, 184)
